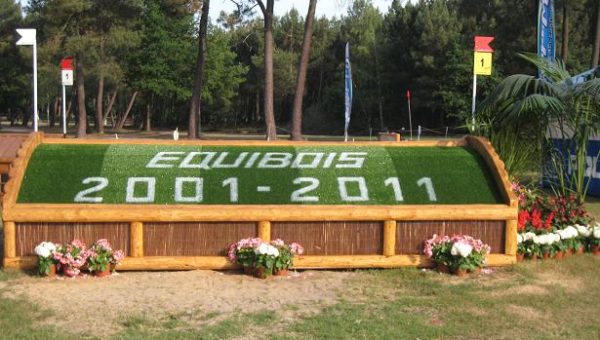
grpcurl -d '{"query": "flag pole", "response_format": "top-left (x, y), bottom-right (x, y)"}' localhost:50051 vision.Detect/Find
top-left (406, 89), bottom-right (413, 141)
top-left (471, 74), bottom-right (477, 131)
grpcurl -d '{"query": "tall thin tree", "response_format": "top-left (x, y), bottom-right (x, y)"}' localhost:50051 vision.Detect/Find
top-left (189, 0), bottom-right (210, 139)
top-left (593, 0), bottom-right (600, 67)
top-left (561, 1), bottom-right (569, 63)
top-left (76, 52), bottom-right (87, 137)
top-left (291, 0), bottom-right (317, 141)
top-left (256, 0), bottom-right (277, 140)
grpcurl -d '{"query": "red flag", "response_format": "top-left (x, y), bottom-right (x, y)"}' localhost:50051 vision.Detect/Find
top-left (60, 57), bottom-right (74, 70)
top-left (474, 36), bottom-right (494, 52)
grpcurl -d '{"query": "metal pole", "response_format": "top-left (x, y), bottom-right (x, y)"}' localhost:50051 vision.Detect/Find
top-left (408, 96), bottom-right (413, 141)
top-left (33, 41), bottom-right (38, 132)
top-left (62, 85), bottom-right (67, 136)
top-left (471, 74), bottom-right (477, 131)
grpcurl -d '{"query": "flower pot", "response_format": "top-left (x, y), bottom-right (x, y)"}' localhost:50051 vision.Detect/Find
top-left (253, 267), bottom-right (271, 279)
top-left (274, 269), bottom-right (289, 276)
top-left (63, 266), bottom-right (80, 277)
top-left (528, 255), bottom-right (537, 262)
top-left (542, 252), bottom-right (551, 260)
top-left (43, 264), bottom-right (57, 278)
top-left (436, 263), bottom-right (450, 274)
top-left (554, 251), bottom-right (564, 260)
top-left (453, 268), bottom-right (468, 277)
top-left (93, 267), bottom-right (111, 278)
top-left (243, 265), bottom-right (254, 275)
top-left (576, 246), bottom-right (585, 255)
top-left (516, 253), bottom-right (525, 262)
top-left (591, 245), bottom-right (600, 256)
top-left (469, 267), bottom-right (482, 275)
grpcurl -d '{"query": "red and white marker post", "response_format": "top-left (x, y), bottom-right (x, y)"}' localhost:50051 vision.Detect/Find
top-left (60, 57), bottom-right (74, 136)
top-left (472, 36), bottom-right (494, 131)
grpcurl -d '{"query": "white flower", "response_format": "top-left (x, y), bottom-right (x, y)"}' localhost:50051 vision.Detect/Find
top-left (524, 232), bottom-right (536, 241)
top-left (576, 224), bottom-right (591, 237)
top-left (560, 226), bottom-right (578, 239)
top-left (593, 228), bottom-right (600, 239)
top-left (517, 234), bottom-right (524, 244)
top-left (255, 243), bottom-right (279, 257)
top-left (34, 241), bottom-right (56, 258)
top-left (552, 233), bottom-right (562, 243)
top-left (451, 242), bottom-right (473, 258)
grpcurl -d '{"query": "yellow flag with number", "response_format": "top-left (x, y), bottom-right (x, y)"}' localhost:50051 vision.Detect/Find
top-left (473, 52), bottom-right (492, 75)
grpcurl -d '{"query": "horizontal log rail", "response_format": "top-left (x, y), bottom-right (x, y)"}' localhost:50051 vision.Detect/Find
top-left (4, 204), bottom-right (517, 222)
top-left (3, 254), bottom-right (515, 271)
top-left (44, 137), bottom-right (468, 148)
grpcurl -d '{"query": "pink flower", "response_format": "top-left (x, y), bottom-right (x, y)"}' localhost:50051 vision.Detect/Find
top-left (290, 242), bottom-right (304, 255)
top-left (96, 239), bottom-right (112, 251)
top-left (270, 239), bottom-right (285, 247)
top-left (71, 239), bottom-right (86, 250)
top-left (112, 250), bottom-right (125, 263)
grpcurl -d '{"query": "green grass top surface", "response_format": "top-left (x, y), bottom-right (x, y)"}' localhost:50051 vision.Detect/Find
top-left (17, 143), bottom-right (503, 205)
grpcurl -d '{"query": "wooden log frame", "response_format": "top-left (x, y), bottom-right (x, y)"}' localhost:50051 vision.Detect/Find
top-left (2, 134), bottom-right (518, 270)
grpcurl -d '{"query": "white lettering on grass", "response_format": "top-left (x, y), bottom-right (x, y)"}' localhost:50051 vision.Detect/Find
top-left (291, 177), bottom-right (320, 202)
top-left (146, 152), bottom-right (185, 168)
top-left (174, 177), bottom-right (203, 202)
top-left (384, 177), bottom-right (404, 202)
top-left (338, 177), bottom-right (369, 201)
top-left (291, 152), bottom-right (324, 168)
top-left (74, 177), bottom-right (108, 203)
top-left (244, 152), bottom-right (261, 168)
top-left (336, 152), bottom-right (367, 168)
top-left (417, 177), bottom-right (437, 202)
top-left (322, 153), bottom-right (337, 168)
top-left (258, 153), bottom-right (293, 168)
top-left (179, 152), bottom-right (216, 169)
top-left (213, 152), bottom-right (248, 168)
top-left (126, 177), bottom-right (156, 203)
top-left (222, 177), bottom-right (239, 202)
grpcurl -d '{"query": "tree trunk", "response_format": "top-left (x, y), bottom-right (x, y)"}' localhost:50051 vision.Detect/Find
top-left (145, 94), bottom-right (152, 132)
top-left (76, 52), bottom-right (87, 138)
top-left (561, 2), bottom-right (569, 63)
top-left (259, 0), bottom-right (277, 140)
top-left (105, 88), bottom-right (118, 128)
top-left (51, 96), bottom-right (59, 128)
top-left (291, 0), bottom-right (317, 141)
top-left (188, 0), bottom-right (210, 139)
top-left (96, 73), bottom-right (105, 133)
top-left (116, 90), bottom-right (138, 131)
top-left (593, 0), bottom-right (600, 67)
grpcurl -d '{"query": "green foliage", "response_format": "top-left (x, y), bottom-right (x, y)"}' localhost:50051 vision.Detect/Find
top-left (479, 54), bottom-right (600, 202)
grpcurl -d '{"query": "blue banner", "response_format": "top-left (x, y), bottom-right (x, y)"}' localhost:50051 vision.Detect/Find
top-left (537, 0), bottom-right (556, 67)
top-left (344, 42), bottom-right (353, 141)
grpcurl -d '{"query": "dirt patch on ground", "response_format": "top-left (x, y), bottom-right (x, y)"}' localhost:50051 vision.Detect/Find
top-left (2, 270), bottom-right (355, 336)
top-left (488, 284), bottom-right (550, 298)
top-left (536, 271), bottom-right (584, 292)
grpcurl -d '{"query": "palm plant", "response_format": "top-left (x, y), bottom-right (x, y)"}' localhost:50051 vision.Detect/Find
top-left (478, 53), bottom-right (600, 203)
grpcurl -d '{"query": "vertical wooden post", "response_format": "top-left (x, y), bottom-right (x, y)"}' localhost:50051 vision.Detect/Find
top-left (258, 221), bottom-right (271, 241)
top-left (505, 219), bottom-right (517, 256)
top-left (3, 221), bottom-right (16, 259)
top-left (130, 221), bottom-right (144, 257)
top-left (383, 220), bottom-right (396, 257)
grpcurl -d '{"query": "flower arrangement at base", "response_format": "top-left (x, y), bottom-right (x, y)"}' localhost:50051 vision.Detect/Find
top-left (34, 241), bottom-right (58, 276)
top-left (556, 226), bottom-right (581, 254)
top-left (52, 239), bottom-right (88, 277)
top-left (532, 233), bottom-right (560, 259)
top-left (85, 239), bottom-right (125, 276)
top-left (270, 239), bottom-right (304, 275)
top-left (253, 243), bottom-right (280, 278)
top-left (424, 234), bottom-right (490, 275)
top-left (590, 224), bottom-right (600, 254)
top-left (227, 237), bottom-right (264, 272)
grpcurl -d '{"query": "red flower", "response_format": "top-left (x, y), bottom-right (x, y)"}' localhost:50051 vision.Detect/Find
top-left (531, 209), bottom-right (543, 230)
top-left (518, 210), bottom-right (530, 231)
top-left (544, 211), bottom-right (555, 230)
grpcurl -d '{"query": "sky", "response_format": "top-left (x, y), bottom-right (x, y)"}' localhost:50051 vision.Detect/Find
top-left (18, 0), bottom-right (399, 19)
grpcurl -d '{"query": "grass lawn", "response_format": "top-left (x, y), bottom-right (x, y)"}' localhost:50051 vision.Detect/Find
top-left (0, 256), bottom-right (599, 339)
